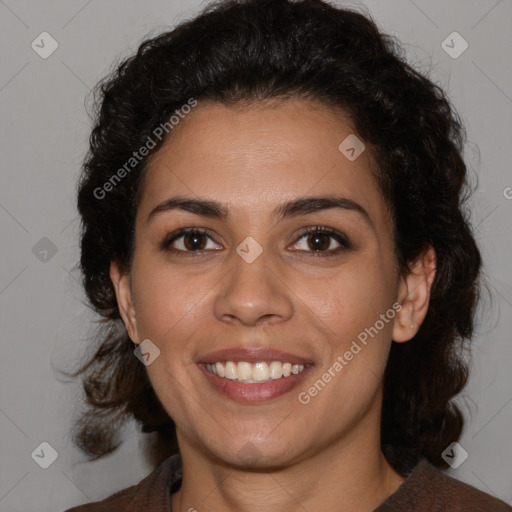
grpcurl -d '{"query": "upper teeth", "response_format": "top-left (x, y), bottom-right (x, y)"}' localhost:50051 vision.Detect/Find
top-left (205, 361), bottom-right (306, 382)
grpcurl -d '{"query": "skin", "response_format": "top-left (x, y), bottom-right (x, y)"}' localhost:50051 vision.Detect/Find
top-left (110, 99), bottom-right (436, 512)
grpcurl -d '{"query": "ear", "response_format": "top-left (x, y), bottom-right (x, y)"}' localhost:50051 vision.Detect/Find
top-left (392, 245), bottom-right (436, 343)
top-left (110, 260), bottom-right (140, 344)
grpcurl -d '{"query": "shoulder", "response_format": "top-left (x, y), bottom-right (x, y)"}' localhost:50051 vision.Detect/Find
top-left (376, 459), bottom-right (512, 512)
top-left (63, 484), bottom-right (139, 512)
top-left (63, 454), bottom-right (182, 512)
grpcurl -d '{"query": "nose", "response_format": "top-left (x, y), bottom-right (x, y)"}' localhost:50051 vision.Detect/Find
top-left (213, 248), bottom-right (294, 328)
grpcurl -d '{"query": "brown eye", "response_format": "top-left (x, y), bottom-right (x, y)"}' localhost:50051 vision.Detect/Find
top-left (290, 226), bottom-right (351, 256)
top-left (161, 228), bottom-right (223, 254)
top-left (182, 232), bottom-right (207, 251)
top-left (306, 232), bottom-right (332, 251)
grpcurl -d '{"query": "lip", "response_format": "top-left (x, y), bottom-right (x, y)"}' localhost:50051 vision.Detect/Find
top-left (196, 347), bottom-right (314, 403)
top-left (198, 363), bottom-right (312, 403)
top-left (197, 347), bottom-right (314, 365)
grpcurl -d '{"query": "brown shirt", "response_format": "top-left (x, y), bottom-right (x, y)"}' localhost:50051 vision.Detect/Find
top-left (64, 454), bottom-right (512, 511)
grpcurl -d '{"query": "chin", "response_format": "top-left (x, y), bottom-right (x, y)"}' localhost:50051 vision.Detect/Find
top-left (204, 435), bottom-right (307, 470)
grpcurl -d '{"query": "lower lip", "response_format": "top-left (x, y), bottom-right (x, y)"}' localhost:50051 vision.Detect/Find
top-left (198, 364), bottom-right (311, 403)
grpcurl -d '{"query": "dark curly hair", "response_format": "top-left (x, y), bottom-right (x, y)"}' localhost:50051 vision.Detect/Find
top-left (71, 0), bottom-right (481, 474)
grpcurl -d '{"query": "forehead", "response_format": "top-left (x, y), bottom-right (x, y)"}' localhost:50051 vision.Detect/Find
top-left (139, 99), bottom-right (391, 231)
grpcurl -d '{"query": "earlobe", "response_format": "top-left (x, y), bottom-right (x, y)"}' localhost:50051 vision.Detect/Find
top-left (392, 246), bottom-right (436, 343)
top-left (109, 260), bottom-right (139, 343)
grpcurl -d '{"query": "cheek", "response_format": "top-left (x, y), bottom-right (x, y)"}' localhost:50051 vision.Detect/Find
top-left (131, 260), bottom-right (213, 345)
top-left (293, 259), bottom-right (396, 410)
top-left (298, 279), bottom-right (394, 429)
top-left (292, 260), bottom-right (395, 343)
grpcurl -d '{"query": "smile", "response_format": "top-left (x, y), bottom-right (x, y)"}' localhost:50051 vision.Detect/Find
top-left (204, 361), bottom-right (306, 383)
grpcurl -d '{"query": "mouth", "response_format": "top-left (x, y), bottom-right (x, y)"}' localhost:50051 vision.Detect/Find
top-left (197, 348), bottom-right (313, 403)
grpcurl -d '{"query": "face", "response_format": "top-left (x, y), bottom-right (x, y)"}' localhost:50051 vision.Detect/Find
top-left (112, 99), bottom-right (430, 468)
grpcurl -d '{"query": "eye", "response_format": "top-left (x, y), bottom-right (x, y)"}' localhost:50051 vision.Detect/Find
top-left (160, 228), bottom-right (222, 255)
top-left (160, 226), bottom-right (351, 258)
top-left (289, 226), bottom-right (351, 257)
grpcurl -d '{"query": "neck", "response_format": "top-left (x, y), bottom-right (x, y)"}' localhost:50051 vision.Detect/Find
top-left (171, 411), bottom-right (404, 512)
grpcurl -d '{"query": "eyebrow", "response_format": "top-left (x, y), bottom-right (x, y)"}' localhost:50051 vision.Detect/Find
top-left (146, 195), bottom-right (373, 228)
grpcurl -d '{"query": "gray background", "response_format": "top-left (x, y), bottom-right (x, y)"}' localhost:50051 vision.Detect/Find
top-left (0, 0), bottom-right (511, 510)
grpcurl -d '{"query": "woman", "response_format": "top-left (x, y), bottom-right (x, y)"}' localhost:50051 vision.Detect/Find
top-left (66, 0), bottom-right (511, 510)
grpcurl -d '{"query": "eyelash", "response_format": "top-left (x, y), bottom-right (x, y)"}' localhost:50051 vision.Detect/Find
top-left (159, 226), bottom-right (352, 258)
